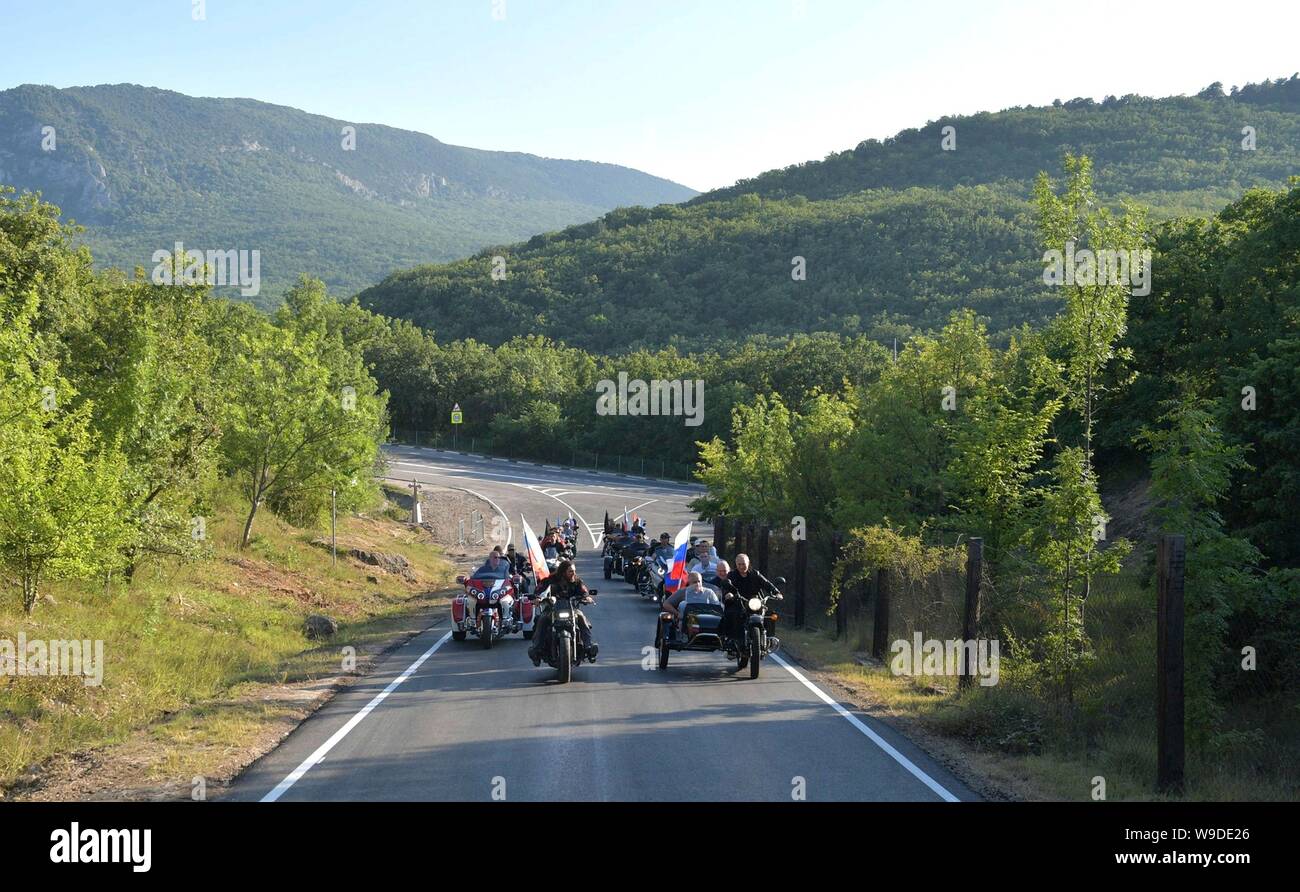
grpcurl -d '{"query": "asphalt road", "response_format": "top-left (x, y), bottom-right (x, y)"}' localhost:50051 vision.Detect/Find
top-left (226, 447), bottom-right (978, 802)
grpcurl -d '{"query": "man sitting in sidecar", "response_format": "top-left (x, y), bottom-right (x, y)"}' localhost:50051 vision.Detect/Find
top-left (657, 571), bottom-right (723, 648)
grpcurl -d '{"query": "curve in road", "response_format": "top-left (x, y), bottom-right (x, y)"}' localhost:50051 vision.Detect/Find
top-left (228, 447), bottom-right (978, 802)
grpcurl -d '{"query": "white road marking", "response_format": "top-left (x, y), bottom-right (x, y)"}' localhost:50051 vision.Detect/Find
top-left (261, 630), bottom-right (454, 802)
top-left (384, 457), bottom-right (701, 496)
top-left (513, 484), bottom-right (599, 548)
top-left (770, 653), bottom-right (961, 802)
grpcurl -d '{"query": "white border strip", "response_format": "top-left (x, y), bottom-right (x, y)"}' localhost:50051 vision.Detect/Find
top-left (770, 653), bottom-right (961, 802)
top-left (260, 630), bottom-right (453, 802)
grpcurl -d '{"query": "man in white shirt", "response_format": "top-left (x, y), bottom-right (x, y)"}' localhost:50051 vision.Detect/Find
top-left (662, 571), bottom-right (721, 638)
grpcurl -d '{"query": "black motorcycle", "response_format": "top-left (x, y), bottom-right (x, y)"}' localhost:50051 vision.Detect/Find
top-left (657, 578), bottom-right (784, 679)
top-left (725, 580), bottom-right (785, 679)
top-left (534, 589), bottom-right (598, 684)
top-left (601, 535), bottom-right (627, 580)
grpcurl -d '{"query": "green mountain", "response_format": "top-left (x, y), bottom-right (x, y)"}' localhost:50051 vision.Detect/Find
top-left (358, 76), bottom-right (1300, 352)
top-left (0, 84), bottom-right (697, 306)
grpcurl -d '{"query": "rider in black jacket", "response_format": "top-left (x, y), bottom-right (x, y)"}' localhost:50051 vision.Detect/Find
top-left (528, 561), bottom-right (598, 665)
top-left (723, 554), bottom-right (777, 646)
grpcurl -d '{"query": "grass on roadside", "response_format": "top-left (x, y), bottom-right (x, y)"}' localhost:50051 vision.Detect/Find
top-left (781, 562), bottom-right (1300, 802)
top-left (0, 483), bottom-right (455, 793)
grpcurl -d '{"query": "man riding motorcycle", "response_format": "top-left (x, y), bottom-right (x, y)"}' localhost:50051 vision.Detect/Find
top-left (528, 560), bottom-right (598, 665)
top-left (621, 531), bottom-right (652, 583)
top-left (477, 550), bottom-right (512, 578)
top-left (723, 553), bottom-right (779, 648)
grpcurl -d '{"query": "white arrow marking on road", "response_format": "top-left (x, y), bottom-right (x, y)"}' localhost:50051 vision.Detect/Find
top-left (512, 484), bottom-right (600, 548)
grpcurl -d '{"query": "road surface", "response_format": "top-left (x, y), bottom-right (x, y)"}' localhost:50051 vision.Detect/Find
top-left (226, 447), bottom-right (978, 802)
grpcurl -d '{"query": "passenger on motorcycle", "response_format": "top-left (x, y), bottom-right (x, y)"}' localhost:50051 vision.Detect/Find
top-left (529, 560), bottom-right (598, 665)
top-left (687, 541), bottom-right (720, 580)
top-left (660, 571), bottom-right (721, 639)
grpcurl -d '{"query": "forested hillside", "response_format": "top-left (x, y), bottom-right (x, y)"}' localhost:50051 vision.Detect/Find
top-left (359, 77), bottom-right (1300, 353)
top-left (0, 84), bottom-right (696, 305)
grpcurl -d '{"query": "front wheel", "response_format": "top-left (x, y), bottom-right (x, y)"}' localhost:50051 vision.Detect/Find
top-left (452, 630), bottom-right (467, 642)
top-left (481, 614), bottom-right (493, 650)
top-left (603, 562), bottom-right (612, 580)
top-left (658, 631), bottom-right (671, 671)
top-left (748, 628), bottom-right (762, 679)
top-left (556, 632), bottom-right (572, 684)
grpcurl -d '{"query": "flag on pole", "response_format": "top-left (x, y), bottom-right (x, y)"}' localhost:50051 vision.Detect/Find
top-left (663, 522), bottom-right (693, 593)
top-left (521, 516), bottom-right (550, 583)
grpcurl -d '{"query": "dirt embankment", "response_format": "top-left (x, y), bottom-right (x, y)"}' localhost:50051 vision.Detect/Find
top-left (389, 483), bottom-right (506, 566)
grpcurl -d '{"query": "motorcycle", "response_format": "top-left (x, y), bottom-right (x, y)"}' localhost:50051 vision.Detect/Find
top-left (657, 578), bottom-right (784, 678)
top-left (644, 553), bottom-right (672, 602)
top-left (451, 570), bottom-right (534, 647)
top-left (533, 589), bottom-right (598, 684)
top-left (601, 534), bottom-right (627, 580)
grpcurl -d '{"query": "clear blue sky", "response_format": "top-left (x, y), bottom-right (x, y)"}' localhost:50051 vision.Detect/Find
top-left (3, 0), bottom-right (1297, 191)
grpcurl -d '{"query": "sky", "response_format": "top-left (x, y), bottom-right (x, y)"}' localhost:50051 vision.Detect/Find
top-left (2, 0), bottom-right (1298, 191)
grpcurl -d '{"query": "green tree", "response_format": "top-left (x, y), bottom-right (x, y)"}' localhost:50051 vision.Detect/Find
top-left (1137, 397), bottom-right (1261, 742)
top-left (693, 394), bottom-right (795, 524)
top-left (0, 290), bottom-right (128, 613)
top-left (219, 320), bottom-right (385, 548)
top-left (1036, 154), bottom-right (1147, 606)
top-left (1025, 447), bottom-right (1130, 701)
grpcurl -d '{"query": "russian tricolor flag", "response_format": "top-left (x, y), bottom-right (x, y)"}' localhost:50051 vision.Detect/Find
top-left (663, 522), bottom-right (693, 593)
top-left (521, 516), bottom-right (550, 583)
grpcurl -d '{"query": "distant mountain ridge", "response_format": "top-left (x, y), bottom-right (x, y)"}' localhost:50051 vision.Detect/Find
top-left (358, 76), bottom-right (1300, 354)
top-left (0, 83), bottom-right (697, 303)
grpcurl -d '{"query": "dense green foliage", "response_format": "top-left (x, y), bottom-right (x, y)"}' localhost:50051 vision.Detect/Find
top-left (0, 84), bottom-right (696, 305)
top-left (692, 169), bottom-right (1300, 751)
top-left (704, 76), bottom-right (1300, 203)
top-left (361, 77), bottom-right (1300, 353)
top-left (0, 189), bottom-right (387, 611)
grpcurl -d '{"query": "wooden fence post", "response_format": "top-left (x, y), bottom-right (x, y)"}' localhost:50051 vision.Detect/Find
top-left (831, 531), bottom-right (845, 639)
top-left (732, 519), bottom-right (743, 558)
top-left (758, 526), bottom-right (770, 575)
top-left (960, 537), bottom-right (983, 689)
top-left (714, 515), bottom-right (727, 556)
top-left (1157, 535), bottom-right (1186, 795)
top-left (872, 567), bottom-right (890, 660)
top-left (794, 536), bottom-right (808, 628)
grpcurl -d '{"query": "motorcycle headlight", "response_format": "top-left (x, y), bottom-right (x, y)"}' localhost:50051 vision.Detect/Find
top-left (748, 597), bottom-right (762, 612)
top-left (557, 610), bottom-right (572, 619)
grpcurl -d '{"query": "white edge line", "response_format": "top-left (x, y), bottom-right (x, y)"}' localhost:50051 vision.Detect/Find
top-left (261, 630), bottom-right (454, 802)
top-left (770, 652), bottom-right (961, 802)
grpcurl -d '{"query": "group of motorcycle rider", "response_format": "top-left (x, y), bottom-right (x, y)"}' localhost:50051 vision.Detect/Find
top-left (469, 512), bottom-right (779, 671)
